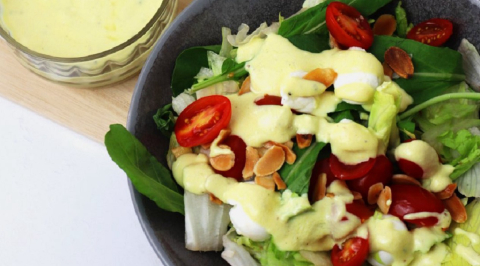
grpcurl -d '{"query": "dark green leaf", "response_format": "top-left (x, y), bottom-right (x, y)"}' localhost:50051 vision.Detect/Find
top-left (105, 124), bottom-right (184, 214)
top-left (334, 102), bottom-right (365, 112)
top-left (153, 104), bottom-right (175, 137)
top-left (369, 36), bottom-right (465, 105)
top-left (287, 32), bottom-right (330, 53)
top-left (190, 62), bottom-right (248, 93)
top-left (278, 0), bottom-right (392, 38)
top-left (331, 110), bottom-right (354, 123)
top-left (171, 45), bottom-right (221, 96)
top-left (279, 142), bottom-right (327, 195)
top-left (222, 58), bottom-right (237, 73)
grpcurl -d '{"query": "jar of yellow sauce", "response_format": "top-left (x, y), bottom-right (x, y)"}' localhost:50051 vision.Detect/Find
top-left (0, 0), bottom-right (177, 87)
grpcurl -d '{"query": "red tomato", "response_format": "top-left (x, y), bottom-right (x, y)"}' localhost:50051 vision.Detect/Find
top-left (389, 184), bottom-right (445, 227)
top-left (406, 18), bottom-right (453, 46)
top-left (346, 201), bottom-right (374, 223)
top-left (308, 158), bottom-right (338, 203)
top-left (326, 2), bottom-right (374, 49)
top-left (174, 95), bottom-right (231, 147)
top-left (347, 155), bottom-right (393, 200)
top-left (214, 135), bottom-right (246, 181)
top-left (254, 95), bottom-right (283, 106)
top-left (329, 154), bottom-right (376, 180)
top-left (397, 158), bottom-right (424, 178)
top-left (331, 237), bottom-right (369, 266)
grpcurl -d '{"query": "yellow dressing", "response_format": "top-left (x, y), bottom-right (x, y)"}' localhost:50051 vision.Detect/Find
top-left (410, 243), bottom-right (449, 266)
top-left (0, 0), bottom-right (162, 57)
top-left (238, 34), bottom-right (384, 103)
top-left (453, 228), bottom-right (480, 265)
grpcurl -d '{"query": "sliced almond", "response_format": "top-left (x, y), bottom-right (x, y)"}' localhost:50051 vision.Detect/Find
top-left (372, 14), bottom-right (397, 36)
top-left (238, 76), bottom-right (251, 95)
top-left (443, 194), bottom-right (467, 223)
top-left (209, 193), bottom-right (223, 205)
top-left (253, 145), bottom-right (286, 176)
top-left (382, 61), bottom-right (394, 78)
top-left (329, 33), bottom-right (342, 49)
top-left (273, 172), bottom-right (287, 190)
top-left (284, 140), bottom-right (294, 150)
top-left (265, 141), bottom-right (296, 164)
top-left (367, 182), bottom-right (384, 205)
top-left (255, 175), bottom-right (276, 191)
top-left (352, 191), bottom-right (363, 201)
top-left (214, 129), bottom-right (231, 144)
top-left (171, 146), bottom-right (192, 159)
top-left (311, 173), bottom-right (327, 202)
top-left (296, 134), bottom-right (313, 149)
top-left (434, 183), bottom-right (457, 200)
top-left (209, 145), bottom-right (235, 171)
top-left (377, 186), bottom-right (392, 214)
top-left (384, 46), bottom-right (414, 79)
top-left (242, 146), bottom-right (260, 180)
top-left (391, 174), bottom-right (421, 186)
top-left (326, 193), bottom-right (335, 198)
top-left (303, 68), bottom-right (338, 87)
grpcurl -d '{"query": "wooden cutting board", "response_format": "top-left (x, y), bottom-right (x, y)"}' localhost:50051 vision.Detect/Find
top-left (0, 0), bottom-right (192, 143)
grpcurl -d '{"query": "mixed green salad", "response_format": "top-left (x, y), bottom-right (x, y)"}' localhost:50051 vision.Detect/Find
top-left (105, 0), bottom-right (480, 265)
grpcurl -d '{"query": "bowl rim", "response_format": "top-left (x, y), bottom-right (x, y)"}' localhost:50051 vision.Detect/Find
top-left (126, 0), bottom-right (212, 264)
top-left (0, 0), bottom-right (172, 62)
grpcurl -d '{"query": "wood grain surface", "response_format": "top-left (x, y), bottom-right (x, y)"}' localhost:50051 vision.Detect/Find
top-left (0, 0), bottom-right (192, 143)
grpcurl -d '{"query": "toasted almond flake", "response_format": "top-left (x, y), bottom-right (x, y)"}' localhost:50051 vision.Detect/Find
top-left (256, 146), bottom-right (269, 157)
top-left (209, 193), bottom-right (223, 205)
top-left (384, 47), bottom-right (414, 79)
top-left (303, 68), bottom-right (338, 87)
top-left (296, 134), bottom-right (313, 149)
top-left (367, 182), bottom-right (384, 205)
top-left (382, 61), bottom-right (394, 78)
top-left (352, 191), bottom-right (363, 201)
top-left (266, 141), bottom-right (296, 164)
top-left (372, 14), bottom-right (397, 36)
top-left (443, 194), bottom-right (467, 223)
top-left (215, 129), bottom-right (231, 144)
top-left (254, 145), bottom-right (286, 176)
top-left (255, 175), bottom-right (276, 191)
top-left (391, 174), bottom-right (421, 186)
top-left (242, 146), bottom-right (260, 180)
top-left (377, 186), bottom-right (392, 214)
top-left (434, 183), bottom-right (457, 200)
top-left (284, 140), bottom-right (294, 150)
top-left (311, 173), bottom-right (327, 202)
top-left (326, 193), bottom-right (335, 198)
top-left (171, 146), bottom-right (193, 159)
top-left (329, 33), bottom-right (341, 49)
top-left (209, 145), bottom-right (235, 171)
top-left (273, 172), bottom-right (287, 190)
top-left (238, 76), bottom-right (251, 95)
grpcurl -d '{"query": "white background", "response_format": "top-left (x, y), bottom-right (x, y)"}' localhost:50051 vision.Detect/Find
top-left (0, 97), bottom-right (162, 266)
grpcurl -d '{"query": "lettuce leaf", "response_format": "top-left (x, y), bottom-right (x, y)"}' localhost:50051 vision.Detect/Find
top-left (368, 87), bottom-right (398, 149)
top-left (438, 129), bottom-right (480, 179)
top-left (231, 232), bottom-right (313, 266)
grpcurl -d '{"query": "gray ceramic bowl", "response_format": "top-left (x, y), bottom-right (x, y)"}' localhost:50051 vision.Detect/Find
top-left (127, 0), bottom-right (480, 265)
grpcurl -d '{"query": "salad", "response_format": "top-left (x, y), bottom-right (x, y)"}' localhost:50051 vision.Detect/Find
top-left (105, 0), bottom-right (480, 265)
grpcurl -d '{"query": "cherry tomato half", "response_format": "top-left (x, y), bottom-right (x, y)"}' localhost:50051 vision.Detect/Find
top-left (406, 18), bottom-right (453, 46)
top-left (308, 158), bottom-right (338, 203)
top-left (397, 158), bottom-right (424, 179)
top-left (346, 201), bottom-right (374, 223)
top-left (329, 154), bottom-right (376, 180)
top-left (214, 135), bottom-right (246, 181)
top-left (389, 184), bottom-right (445, 227)
top-left (331, 237), bottom-right (369, 266)
top-left (174, 95), bottom-right (231, 147)
top-left (326, 2), bottom-right (374, 49)
top-left (347, 155), bottom-right (393, 200)
top-left (254, 95), bottom-right (283, 106)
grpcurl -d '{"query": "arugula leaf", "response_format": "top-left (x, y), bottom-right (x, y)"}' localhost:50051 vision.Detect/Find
top-left (334, 102), bottom-right (365, 112)
top-left (278, 0), bottom-right (392, 38)
top-left (287, 32), bottom-right (331, 53)
top-left (171, 45), bottom-right (221, 96)
top-left (153, 104), bottom-right (175, 137)
top-left (369, 36), bottom-right (465, 105)
top-left (331, 110), bottom-right (355, 123)
top-left (279, 142), bottom-right (327, 195)
top-left (105, 124), bottom-right (184, 214)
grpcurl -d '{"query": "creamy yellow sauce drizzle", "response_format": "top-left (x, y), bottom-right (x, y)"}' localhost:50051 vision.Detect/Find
top-left (394, 140), bottom-right (453, 192)
top-left (454, 228), bottom-right (480, 265)
top-left (0, 0), bottom-right (162, 57)
top-left (237, 34), bottom-right (384, 104)
top-left (409, 243), bottom-right (449, 266)
top-left (227, 92), bottom-right (379, 164)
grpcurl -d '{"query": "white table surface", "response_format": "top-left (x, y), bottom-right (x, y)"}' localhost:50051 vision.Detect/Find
top-left (0, 96), bottom-right (163, 266)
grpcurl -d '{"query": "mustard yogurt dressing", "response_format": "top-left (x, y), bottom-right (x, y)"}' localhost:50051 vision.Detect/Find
top-left (0, 0), bottom-right (163, 57)
top-left (173, 33), bottom-right (455, 265)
